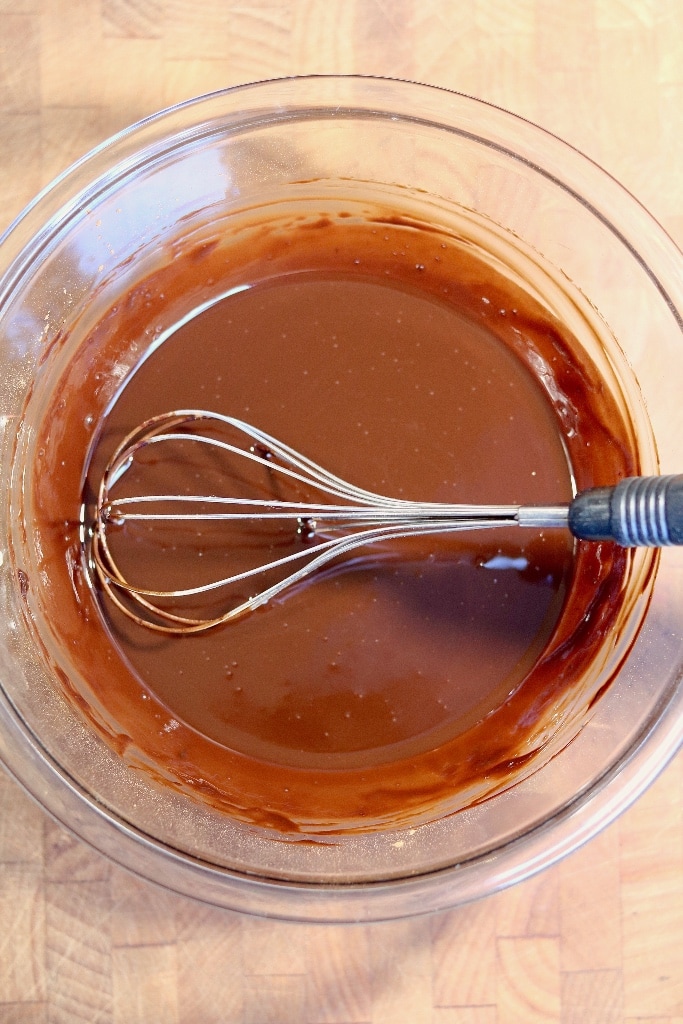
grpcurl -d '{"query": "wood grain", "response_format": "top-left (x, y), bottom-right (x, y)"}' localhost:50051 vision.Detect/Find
top-left (1, 2), bottom-right (683, 1021)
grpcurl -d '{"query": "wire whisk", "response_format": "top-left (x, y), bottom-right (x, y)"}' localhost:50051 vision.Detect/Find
top-left (90, 409), bottom-right (683, 634)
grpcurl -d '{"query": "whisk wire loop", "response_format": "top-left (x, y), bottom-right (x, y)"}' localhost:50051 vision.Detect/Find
top-left (89, 409), bottom-right (564, 634)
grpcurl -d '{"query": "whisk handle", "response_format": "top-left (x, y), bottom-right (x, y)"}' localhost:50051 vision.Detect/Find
top-left (568, 475), bottom-right (683, 546)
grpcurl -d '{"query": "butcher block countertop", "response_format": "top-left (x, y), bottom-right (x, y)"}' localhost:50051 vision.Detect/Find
top-left (1, 2), bottom-right (683, 1021)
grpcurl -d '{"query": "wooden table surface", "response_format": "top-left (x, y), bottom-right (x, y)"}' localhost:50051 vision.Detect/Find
top-left (1, 2), bottom-right (683, 1021)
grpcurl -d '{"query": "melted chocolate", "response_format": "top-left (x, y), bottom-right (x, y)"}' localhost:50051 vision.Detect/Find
top-left (28, 200), bottom-right (647, 832)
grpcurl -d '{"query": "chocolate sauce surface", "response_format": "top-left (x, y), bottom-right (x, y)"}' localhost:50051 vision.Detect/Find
top-left (95, 274), bottom-right (573, 768)
top-left (29, 201), bottom-right (643, 832)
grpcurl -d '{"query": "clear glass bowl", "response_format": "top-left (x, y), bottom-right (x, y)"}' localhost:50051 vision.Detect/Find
top-left (1, 76), bottom-right (682, 922)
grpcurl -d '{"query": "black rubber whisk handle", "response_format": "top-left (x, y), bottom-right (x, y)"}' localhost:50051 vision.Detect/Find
top-left (568, 475), bottom-right (683, 546)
